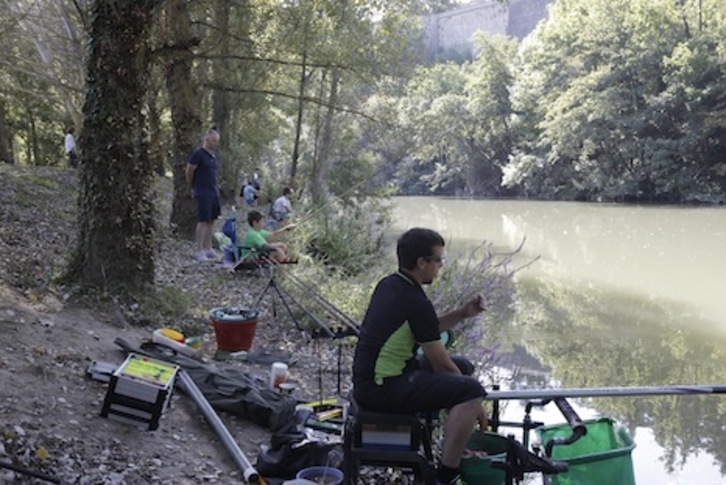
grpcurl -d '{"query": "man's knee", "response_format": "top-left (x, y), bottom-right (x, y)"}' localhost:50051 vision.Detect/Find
top-left (452, 395), bottom-right (484, 414)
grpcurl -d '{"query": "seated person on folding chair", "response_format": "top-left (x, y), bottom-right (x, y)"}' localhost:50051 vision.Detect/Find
top-left (352, 228), bottom-right (488, 485)
top-left (241, 210), bottom-right (296, 263)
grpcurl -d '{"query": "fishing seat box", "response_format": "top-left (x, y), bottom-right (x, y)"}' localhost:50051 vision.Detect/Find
top-left (100, 353), bottom-right (179, 431)
top-left (343, 395), bottom-right (436, 484)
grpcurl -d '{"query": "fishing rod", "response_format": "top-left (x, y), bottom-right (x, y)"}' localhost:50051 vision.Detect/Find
top-left (268, 272), bottom-right (337, 339)
top-left (276, 269), bottom-right (360, 336)
top-left (265, 176), bottom-right (372, 231)
top-left (251, 261), bottom-right (338, 339)
top-left (486, 384), bottom-right (726, 401)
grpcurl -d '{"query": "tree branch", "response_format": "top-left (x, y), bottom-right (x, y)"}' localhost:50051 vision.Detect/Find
top-left (201, 82), bottom-right (381, 123)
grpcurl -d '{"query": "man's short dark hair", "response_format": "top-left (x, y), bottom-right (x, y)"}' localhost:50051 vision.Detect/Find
top-left (282, 187), bottom-right (292, 196)
top-left (397, 228), bottom-right (445, 270)
top-left (247, 210), bottom-right (264, 226)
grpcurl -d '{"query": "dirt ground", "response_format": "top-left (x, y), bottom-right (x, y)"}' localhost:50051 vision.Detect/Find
top-left (0, 166), bottom-right (355, 484)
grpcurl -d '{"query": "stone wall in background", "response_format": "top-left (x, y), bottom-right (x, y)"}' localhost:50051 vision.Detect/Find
top-left (422, 0), bottom-right (553, 60)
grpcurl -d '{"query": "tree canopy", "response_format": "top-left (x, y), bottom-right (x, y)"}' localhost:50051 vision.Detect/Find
top-left (1, 0), bottom-right (725, 289)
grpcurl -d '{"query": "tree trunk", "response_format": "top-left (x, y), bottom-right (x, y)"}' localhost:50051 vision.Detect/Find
top-left (291, 50), bottom-right (308, 182)
top-left (26, 106), bottom-right (40, 165)
top-left (147, 77), bottom-right (165, 176)
top-left (163, 0), bottom-right (202, 238)
top-left (0, 101), bottom-right (14, 164)
top-left (310, 68), bottom-right (340, 206)
top-left (68, 0), bottom-right (159, 291)
top-left (212, 0), bottom-right (234, 201)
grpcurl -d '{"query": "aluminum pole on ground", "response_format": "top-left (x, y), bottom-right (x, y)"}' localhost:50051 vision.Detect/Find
top-left (177, 371), bottom-right (261, 484)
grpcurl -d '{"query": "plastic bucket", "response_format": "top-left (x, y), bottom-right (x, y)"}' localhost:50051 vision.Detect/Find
top-left (460, 432), bottom-right (509, 485)
top-left (210, 307), bottom-right (259, 351)
top-left (536, 417), bottom-right (636, 485)
top-left (296, 466), bottom-right (343, 485)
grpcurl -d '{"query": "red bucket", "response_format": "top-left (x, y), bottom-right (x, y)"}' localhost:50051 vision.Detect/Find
top-left (210, 308), bottom-right (260, 351)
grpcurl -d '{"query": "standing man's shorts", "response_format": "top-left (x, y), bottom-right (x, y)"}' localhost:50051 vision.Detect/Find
top-left (196, 193), bottom-right (220, 222)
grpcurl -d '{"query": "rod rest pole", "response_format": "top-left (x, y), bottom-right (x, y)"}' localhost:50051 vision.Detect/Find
top-left (545, 397), bottom-right (587, 457)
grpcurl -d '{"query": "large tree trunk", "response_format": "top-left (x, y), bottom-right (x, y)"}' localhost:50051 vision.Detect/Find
top-left (68, 0), bottom-right (159, 291)
top-left (163, 0), bottom-right (202, 238)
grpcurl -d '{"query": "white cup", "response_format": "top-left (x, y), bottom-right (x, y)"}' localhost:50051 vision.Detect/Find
top-left (269, 362), bottom-right (288, 390)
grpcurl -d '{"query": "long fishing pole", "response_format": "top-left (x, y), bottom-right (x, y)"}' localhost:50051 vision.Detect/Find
top-left (276, 269), bottom-right (360, 335)
top-left (271, 273), bottom-right (337, 338)
top-left (486, 384), bottom-right (726, 401)
top-left (281, 176), bottom-right (372, 228)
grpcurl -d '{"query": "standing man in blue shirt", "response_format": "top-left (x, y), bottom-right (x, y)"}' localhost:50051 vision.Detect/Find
top-left (186, 129), bottom-right (221, 261)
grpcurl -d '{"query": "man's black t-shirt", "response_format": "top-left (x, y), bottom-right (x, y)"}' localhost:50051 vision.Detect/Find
top-left (352, 270), bottom-right (441, 386)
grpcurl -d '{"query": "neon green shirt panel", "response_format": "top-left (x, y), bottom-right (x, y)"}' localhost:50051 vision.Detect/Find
top-left (241, 228), bottom-right (271, 260)
top-left (373, 321), bottom-right (415, 385)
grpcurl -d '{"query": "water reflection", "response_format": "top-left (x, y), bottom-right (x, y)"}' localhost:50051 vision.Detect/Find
top-left (393, 197), bottom-right (726, 483)
top-left (516, 276), bottom-right (726, 477)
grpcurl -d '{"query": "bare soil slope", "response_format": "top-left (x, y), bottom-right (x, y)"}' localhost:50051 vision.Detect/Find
top-left (0, 166), bottom-right (349, 484)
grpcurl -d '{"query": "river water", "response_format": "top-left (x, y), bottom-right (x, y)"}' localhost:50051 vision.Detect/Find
top-left (392, 197), bottom-right (726, 485)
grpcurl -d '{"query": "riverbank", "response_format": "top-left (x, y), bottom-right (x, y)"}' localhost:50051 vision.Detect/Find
top-left (0, 165), bottom-right (355, 483)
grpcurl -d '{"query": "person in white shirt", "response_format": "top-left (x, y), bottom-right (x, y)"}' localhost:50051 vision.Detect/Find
top-left (272, 187), bottom-right (293, 222)
top-left (65, 128), bottom-right (77, 168)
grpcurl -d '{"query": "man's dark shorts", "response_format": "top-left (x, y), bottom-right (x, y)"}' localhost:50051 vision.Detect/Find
top-left (354, 370), bottom-right (486, 414)
top-left (196, 193), bottom-right (220, 222)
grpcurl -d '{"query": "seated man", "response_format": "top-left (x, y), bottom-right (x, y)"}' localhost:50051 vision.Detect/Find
top-left (352, 228), bottom-right (488, 485)
top-left (241, 181), bottom-right (259, 207)
top-left (271, 187), bottom-right (293, 222)
top-left (241, 210), bottom-right (295, 262)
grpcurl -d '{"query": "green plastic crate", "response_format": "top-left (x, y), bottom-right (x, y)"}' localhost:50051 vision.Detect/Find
top-left (536, 417), bottom-right (636, 485)
top-left (460, 432), bottom-right (508, 485)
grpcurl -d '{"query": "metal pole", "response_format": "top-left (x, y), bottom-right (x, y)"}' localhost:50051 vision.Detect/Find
top-left (486, 384), bottom-right (726, 401)
top-left (177, 371), bottom-right (261, 484)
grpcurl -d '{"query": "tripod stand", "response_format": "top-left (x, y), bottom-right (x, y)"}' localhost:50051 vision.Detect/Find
top-left (251, 267), bottom-right (304, 333)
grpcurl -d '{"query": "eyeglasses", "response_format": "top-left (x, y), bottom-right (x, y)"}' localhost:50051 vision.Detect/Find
top-left (425, 255), bottom-right (446, 264)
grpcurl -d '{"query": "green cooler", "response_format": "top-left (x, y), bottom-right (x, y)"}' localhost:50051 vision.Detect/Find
top-left (536, 417), bottom-right (636, 485)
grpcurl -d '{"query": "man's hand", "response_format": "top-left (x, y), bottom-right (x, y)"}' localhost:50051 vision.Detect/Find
top-left (462, 294), bottom-right (486, 319)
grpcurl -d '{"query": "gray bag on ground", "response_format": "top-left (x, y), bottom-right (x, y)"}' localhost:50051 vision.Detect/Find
top-left (114, 338), bottom-right (296, 431)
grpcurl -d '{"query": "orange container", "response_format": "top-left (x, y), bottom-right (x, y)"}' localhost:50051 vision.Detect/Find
top-left (210, 308), bottom-right (259, 351)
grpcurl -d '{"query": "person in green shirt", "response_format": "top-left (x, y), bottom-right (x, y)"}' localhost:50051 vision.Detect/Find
top-left (240, 210), bottom-right (295, 262)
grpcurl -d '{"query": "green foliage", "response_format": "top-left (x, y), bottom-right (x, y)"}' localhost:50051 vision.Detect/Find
top-left (506, 0), bottom-right (726, 202)
top-left (381, 35), bottom-right (521, 196)
top-left (297, 195), bottom-right (391, 277)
